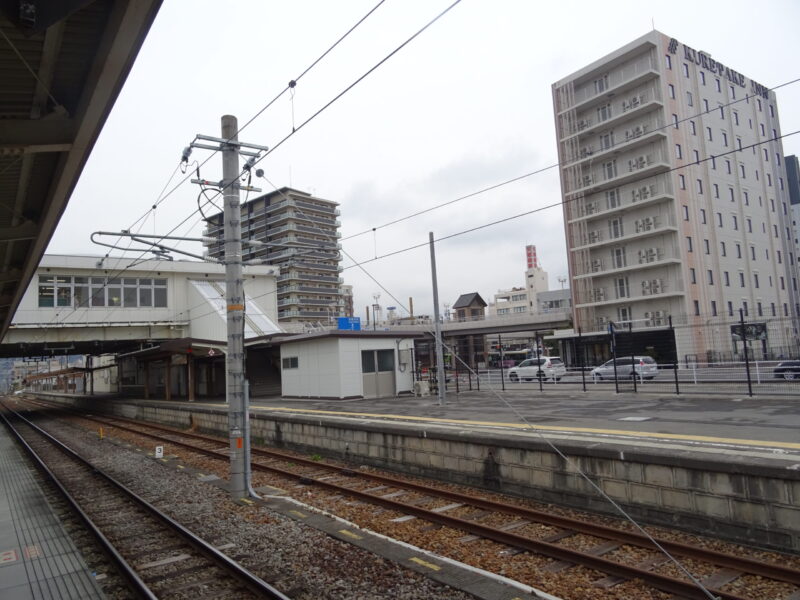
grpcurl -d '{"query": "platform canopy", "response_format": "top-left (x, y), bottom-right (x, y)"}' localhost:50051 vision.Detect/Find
top-left (0, 0), bottom-right (162, 339)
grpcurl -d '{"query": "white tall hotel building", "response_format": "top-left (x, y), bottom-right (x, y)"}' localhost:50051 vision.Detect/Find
top-left (552, 30), bottom-right (799, 361)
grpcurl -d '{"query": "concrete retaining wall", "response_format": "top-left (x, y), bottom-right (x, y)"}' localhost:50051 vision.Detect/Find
top-left (49, 396), bottom-right (800, 553)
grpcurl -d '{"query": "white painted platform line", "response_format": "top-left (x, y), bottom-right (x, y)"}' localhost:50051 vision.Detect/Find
top-left (618, 416), bottom-right (652, 421)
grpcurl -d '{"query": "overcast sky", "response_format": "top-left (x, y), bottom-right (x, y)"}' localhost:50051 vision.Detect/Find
top-left (47, 0), bottom-right (800, 319)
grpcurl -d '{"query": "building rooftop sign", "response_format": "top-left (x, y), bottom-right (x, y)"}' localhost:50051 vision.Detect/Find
top-left (667, 37), bottom-right (770, 99)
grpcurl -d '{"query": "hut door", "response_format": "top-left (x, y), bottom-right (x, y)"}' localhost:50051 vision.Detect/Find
top-left (361, 350), bottom-right (395, 398)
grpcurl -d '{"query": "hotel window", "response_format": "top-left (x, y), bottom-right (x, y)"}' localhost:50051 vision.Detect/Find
top-left (754, 274), bottom-right (760, 289)
top-left (672, 114), bottom-right (679, 129)
top-left (696, 179), bottom-right (703, 194)
top-left (719, 106), bottom-right (724, 119)
top-left (733, 111), bottom-right (739, 125)
top-left (739, 272), bottom-right (746, 287)
top-left (614, 277), bottom-right (629, 299)
top-left (771, 303), bottom-right (776, 316)
top-left (739, 164), bottom-right (745, 178)
top-left (770, 104), bottom-right (775, 118)
top-left (693, 150), bottom-right (700, 164)
top-left (597, 103), bottom-right (611, 121)
top-left (737, 137), bottom-right (742, 150)
top-left (609, 218), bottom-right (623, 239)
top-left (710, 155), bottom-right (716, 169)
top-left (722, 131), bottom-right (728, 147)
top-left (728, 301), bottom-right (734, 316)
top-left (767, 173), bottom-right (772, 187)
top-left (732, 215), bottom-right (738, 230)
top-left (599, 131), bottom-right (614, 150)
top-left (757, 302), bottom-right (763, 317)
top-left (772, 128), bottom-right (777, 140)
top-left (706, 126), bottom-right (712, 141)
top-left (693, 300), bottom-right (700, 316)
top-left (729, 85), bottom-right (735, 99)
top-left (774, 225), bottom-right (779, 238)
top-left (700, 71), bottom-right (706, 85)
top-left (605, 189), bottom-right (620, 208)
top-left (668, 84), bottom-right (675, 99)
top-left (675, 144), bottom-right (682, 159)
top-left (750, 246), bottom-right (756, 261)
top-left (728, 187), bottom-right (735, 201)
top-left (602, 160), bottom-right (616, 179)
top-left (686, 236), bottom-right (693, 252)
top-left (707, 270), bottom-right (714, 285)
top-left (757, 98), bottom-right (762, 112)
top-left (665, 54), bottom-right (672, 69)
top-left (760, 123), bottom-right (765, 136)
top-left (780, 276), bottom-right (785, 290)
top-left (736, 243), bottom-right (742, 258)
top-left (725, 159), bottom-right (731, 174)
top-left (682, 205), bottom-right (689, 221)
top-left (700, 209), bottom-right (706, 224)
top-left (682, 63), bottom-right (689, 77)
top-left (713, 184), bottom-right (719, 198)
top-left (703, 239), bottom-right (710, 254)
top-left (743, 191), bottom-right (749, 205)
top-left (724, 272), bottom-right (730, 286)
top-left (743, 301), bottom-right (749, 316)
top-left (721, 241), bottom-right (726, 256)
top-left (716, 212), bottom-right (723, 227)
top-left (593, 74), bottom-right (609, 94)
top-left (702, 98), bottom-right (708, 112)
top-left (711, 301), bottom-right (717, 316)
top-left (747, 218), bottom-right (752, 233)
top-left (679, 174), bottom-right (686, 189)
top-left (690, 268), bottom-right (696, 284)
top-left (690, 120), bottom-right (696, 135)
top-left (686, 91), bottom-right (693, 106)
top-left (715, 78), bottom-right (721, 92)
top-left (763, 148), bottom-right (768, 161)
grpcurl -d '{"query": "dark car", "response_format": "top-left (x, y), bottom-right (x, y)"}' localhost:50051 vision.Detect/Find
top-left (773, 360), bottom-right (800, 380)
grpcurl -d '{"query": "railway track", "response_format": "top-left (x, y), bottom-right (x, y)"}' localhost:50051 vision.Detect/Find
top-left (23, 398), bottom-right (800, 600)
top-left (0, 402), bottom-right (289, 600)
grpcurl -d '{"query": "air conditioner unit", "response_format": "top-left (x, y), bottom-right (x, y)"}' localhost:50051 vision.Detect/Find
top-left (622, 101), bottom-right (630, 112)
top-left (642, 217), bottom-right (655, 230)
top-left (585, 202), bottom-right (597, 215)
top-left (651, 279), bottom-right (663, 294)
top-left (580, 146), bottom-right (594, 158)
top-left (595, 289), bottom-right (606, 301)
top-left (638, 250), bottom-right (648, 263)
top-left (640, 185), bottom-right (651, 198)
top-left (646, 247), bottom-right (659, 261)
top-left (630, 95), bottom-right (640, 107)
top-left (578, 119), bottom-right (589, 130)
top-left (633, 126), bottom-right (643, 136)
top-left (645, 154), bottom-right (654, 165)
top-left (641, 280), bottom-right (652, 295)
top-left (596, 316), bottom-right (610, 329)
top-left (635, 219), bottom-right (644, 233)
top-left (654, 310), bottom-right (665, 318)
top-left (591, 259), bottom-right (603, 272)
top-left (648, 184), bottom-right (657, 196)
top-left (631, 190), bottom-right (642, 202)
top-left (582, 175), bottom-right (593, 187)
top-left (588, 231), bottom-right (600, 243)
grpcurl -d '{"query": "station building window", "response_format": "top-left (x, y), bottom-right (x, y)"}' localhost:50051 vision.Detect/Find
top-left (38, 275), bottom-right (168, 308)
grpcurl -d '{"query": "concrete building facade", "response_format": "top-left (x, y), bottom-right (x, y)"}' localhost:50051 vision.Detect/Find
top-left (553, 31), bottom-right (799, 360)
top-left (205, 187), bottom-right (343, 324)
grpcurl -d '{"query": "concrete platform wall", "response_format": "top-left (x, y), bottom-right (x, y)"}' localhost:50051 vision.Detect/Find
top-left (50, 396), bottom-right (800, 553)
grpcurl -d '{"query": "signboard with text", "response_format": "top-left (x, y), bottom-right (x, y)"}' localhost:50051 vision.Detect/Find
top-left (337, 317), bottom-right (361, 331)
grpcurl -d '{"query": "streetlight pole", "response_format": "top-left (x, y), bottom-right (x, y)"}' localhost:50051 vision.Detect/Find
top-left (429, 232), bottom-right (446, 406)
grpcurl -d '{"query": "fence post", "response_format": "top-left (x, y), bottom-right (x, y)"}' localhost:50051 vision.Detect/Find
top-left (536, 333), bottom-right (543, 392)
top-left (499, 333), bottom-right (505, 392)
top-left (610, 322), bottom-right (619, 394)
top-left (629, 321), bottom-right (638, 393)
top-left (669, 316), bottom-right (680, 394)
top-left (578, 327), bottom-right (586, 392)
top-left (740, 309), bottom-right (753, 397)
top-left (755, 361), bottom-right (761, 385)
top-left (455, 359), bottom-right (459, 393)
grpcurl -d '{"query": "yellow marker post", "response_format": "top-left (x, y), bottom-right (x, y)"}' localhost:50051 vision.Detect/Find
top-left (98, 427), bottom-right (103, 440)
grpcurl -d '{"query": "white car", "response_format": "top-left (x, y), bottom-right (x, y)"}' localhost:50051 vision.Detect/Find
top-left (508, 357), bottom-right (566, 382)
top-left (591, 356), bottom-right (658, 381)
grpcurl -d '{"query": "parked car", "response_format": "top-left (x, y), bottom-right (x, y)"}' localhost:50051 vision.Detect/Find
top-left (773, 360), bottom-right (800, 380)
top-left (591, 356), bottom-right (658, 381)
top-left (507, 357), bottom-right (566, 382)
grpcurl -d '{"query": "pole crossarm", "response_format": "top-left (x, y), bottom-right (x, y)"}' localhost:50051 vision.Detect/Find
top-left (90, 231), bottom-right (220, 263)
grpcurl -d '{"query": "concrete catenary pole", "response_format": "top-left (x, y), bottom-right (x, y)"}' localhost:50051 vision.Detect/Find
top-left (429, 232), bottom-right (446, 406)
top-left (221, 115), bottom-right (248, 499)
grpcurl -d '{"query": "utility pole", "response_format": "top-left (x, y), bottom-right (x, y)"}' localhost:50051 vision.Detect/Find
top-left (221, 115), bottom-right (247, 499)
top-left (429, 232), bottom-right (446, 406)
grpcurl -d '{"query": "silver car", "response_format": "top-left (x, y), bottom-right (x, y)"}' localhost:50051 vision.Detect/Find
top-left (591, 356), bottom-right (658, 381)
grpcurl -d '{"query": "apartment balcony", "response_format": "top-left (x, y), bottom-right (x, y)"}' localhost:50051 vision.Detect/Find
top-left (561, 88), bottom-right (663, 142)
top-left (278, 297), bottom-right (338, 307)
top-left (279, 309), bottom-right (334, 319)
top-left (573, 214), bottom-right (677, 251)
top-left (289, 260), bottom-right (343, 272)
top-left (569, 150), bottom-right (670, 196)
top-left (568, 179), bottom-right (673, 224)
top-left (575, 278), bottom-right (684, 308)
top-left (277, 285), bottom-right (341, 295)
top-left (265, 197), bottom-right (340, 216)
top-left (564, 120), bottom-right (667, 167)
top-left (278, 272), bottom-right (343, 283)
top-left (574, 249), bottom-right (681, 279)
top-left (560, 52), bottom-right (659, 115)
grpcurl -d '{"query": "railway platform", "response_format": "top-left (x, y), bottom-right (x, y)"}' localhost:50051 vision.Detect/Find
top-left (0, 422), bottom-right (103, 600)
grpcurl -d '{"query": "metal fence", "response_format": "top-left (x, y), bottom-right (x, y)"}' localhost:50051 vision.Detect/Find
top-left (414, 312), bottom-right (800, 397)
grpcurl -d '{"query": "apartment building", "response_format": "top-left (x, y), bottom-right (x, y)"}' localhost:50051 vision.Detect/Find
top-left (552, 31), bottom-right (799, 360)
top-left (205, 187), bottom-right (343, 323)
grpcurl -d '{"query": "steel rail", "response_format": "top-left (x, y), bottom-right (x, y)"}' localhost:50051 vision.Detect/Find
top-left (1, 401), bottom-right (290, 600)
top-left (0, 408), bottom-right (158, 600)
top-left (55, 404), bottom-right (800, 589)
top-left (34, 406), bottom-right (770, 600)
